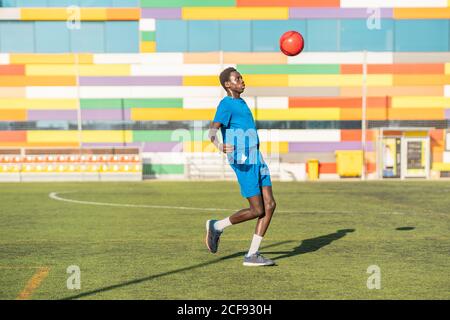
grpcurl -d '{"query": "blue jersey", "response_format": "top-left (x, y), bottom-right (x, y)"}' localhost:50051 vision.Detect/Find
top-left (212, 96), bottom-right (271, 197)
top-left (212, 96), bottom-right (259, 152)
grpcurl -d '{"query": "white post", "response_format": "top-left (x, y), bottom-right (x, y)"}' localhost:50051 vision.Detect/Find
top-left (75, 54), bottom-right (82, 149)
top-left (378, 128), bottom-right (383, 179)
top-left (361, 50), bottom-right (368, 181)
top-left (219, 50), bottom-right (225, 180)
top-left (219, 50), bottom-right (224, 94)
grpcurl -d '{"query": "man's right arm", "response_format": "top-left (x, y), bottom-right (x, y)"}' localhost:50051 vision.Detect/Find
top-left (208, 122), bottom-right (234, 153)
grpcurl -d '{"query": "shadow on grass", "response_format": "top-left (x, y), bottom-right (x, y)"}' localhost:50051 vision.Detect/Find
top-left (61, 240), bottom-right (294, 300)
top-left (62, 229), bottom-right (354, 299)
top-left (263, 229), bottom-right (355, 261)
top-left (396, 226), bottom-right (415, 231)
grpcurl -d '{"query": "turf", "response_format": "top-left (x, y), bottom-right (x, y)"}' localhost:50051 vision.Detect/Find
top-left (0, 180), bottom-right (449, 300)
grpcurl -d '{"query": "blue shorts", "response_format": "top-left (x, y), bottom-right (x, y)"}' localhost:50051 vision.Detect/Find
top-left (227, 149), bottom-right (272, 198)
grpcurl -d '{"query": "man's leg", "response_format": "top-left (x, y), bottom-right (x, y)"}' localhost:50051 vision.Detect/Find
top-left (206, 194), bottom-right (264, 253)
top-left (254, 186), bottom-right (276, 237)
top-left (214, 194), bottom-right (264, 231)
top-left (243, 186), bottom-right (276, 261)
top-left (229, 194), bottom-right (265, 224)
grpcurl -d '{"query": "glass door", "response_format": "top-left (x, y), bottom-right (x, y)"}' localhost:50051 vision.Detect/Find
top-left (401, 137), bottom-right (430, 179)
top-left (382, 138), bottom-right (401, 178)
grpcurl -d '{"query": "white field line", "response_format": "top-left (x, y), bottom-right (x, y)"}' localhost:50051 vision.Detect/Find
top-left (49, 192), bottom-right (405, 215)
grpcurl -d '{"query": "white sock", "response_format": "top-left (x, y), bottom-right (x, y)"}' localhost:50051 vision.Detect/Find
top-left (246, 234), bottom-right (263, 257)
top-left (214, 217), bottom-right (232, 231)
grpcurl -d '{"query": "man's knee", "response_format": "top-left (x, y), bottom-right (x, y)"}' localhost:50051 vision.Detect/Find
top-left (265, 200), bottom-right (276, 213)
top-left (250, 206), bottom-right (265, 218)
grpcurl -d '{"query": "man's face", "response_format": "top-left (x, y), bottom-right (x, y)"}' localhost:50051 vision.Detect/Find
top-left (226, 71), bottom-right (245, 94)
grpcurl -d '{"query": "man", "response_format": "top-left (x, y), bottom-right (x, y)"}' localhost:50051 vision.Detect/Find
top-left (205, 67), bottom-right (276, 267)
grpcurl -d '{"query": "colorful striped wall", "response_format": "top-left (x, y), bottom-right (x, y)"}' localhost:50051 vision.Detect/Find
top-left (1, 0), bottom-right (450, 178)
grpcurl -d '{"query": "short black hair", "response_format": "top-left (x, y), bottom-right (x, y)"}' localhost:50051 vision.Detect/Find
top-left (219, 67), bottom-right (237, 91)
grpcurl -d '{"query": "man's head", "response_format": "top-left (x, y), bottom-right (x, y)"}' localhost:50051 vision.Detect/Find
top-left (219, 67), bottom-right (245, 96)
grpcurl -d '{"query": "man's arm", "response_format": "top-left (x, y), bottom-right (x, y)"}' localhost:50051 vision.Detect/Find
top-left (209, 122), bottom-right (234, 153)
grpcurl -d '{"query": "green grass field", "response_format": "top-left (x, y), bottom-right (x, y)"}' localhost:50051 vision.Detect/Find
top-left (1, 180), bottom-right (449, 300)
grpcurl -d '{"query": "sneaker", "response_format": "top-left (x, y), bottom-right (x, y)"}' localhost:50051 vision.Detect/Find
top-left (243, 252), bottom-right (275, 266)
top-left (205, 220), bottom-right (222, 253)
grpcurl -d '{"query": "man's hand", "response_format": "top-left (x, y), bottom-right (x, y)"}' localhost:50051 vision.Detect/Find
top-left (218, 143), bottom-right (234, 154)
top-left (209, 122), bottom-right (234, 154)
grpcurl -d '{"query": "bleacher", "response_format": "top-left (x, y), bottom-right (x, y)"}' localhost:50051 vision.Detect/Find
top-left (0, 147), bottom-right (142, 181)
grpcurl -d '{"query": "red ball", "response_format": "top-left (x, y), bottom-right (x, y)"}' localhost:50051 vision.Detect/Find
top-left (280, 31), bottom-right (304, 56)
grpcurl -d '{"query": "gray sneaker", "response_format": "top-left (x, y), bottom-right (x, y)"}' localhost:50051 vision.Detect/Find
top-left (243, 252), bottom-right (276, 266)
top-left (205, 220), bottom-right (222, 253)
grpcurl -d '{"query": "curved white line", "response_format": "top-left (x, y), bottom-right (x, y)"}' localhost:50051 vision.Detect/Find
top-left (49, 192), bottom-right (404, 215)
top-left (49, 192), bottom-right (231, 212)
top-left (49, 191), bottom-right (335, 214)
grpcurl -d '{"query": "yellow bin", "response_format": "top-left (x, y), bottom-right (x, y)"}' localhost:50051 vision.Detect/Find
top-left (307, 159), bottom-right (319, 180)
top-left (335, 150), bottom-right (363, 177)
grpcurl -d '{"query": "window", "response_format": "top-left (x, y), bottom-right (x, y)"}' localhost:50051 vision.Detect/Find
top-left (35, 22), bottom-right (70, 53)
top-left (0, 21), bottom-right (34, 52)
top-left (220, 21), bottom-right (251, 52)
top-left (188, 21), bottom-right (220, 52)
top-left (395, 20), bottom-right (449, 52)
top-left (156, 20), bottom-right (188, 52)
top-left (340, 19), bottom-right (394, 51)
top-left (105, 21), bottom-right (139, 53)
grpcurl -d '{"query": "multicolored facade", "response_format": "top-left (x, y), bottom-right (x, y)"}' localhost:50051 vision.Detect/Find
top-left (0, 0), bottom-right (450, 180)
